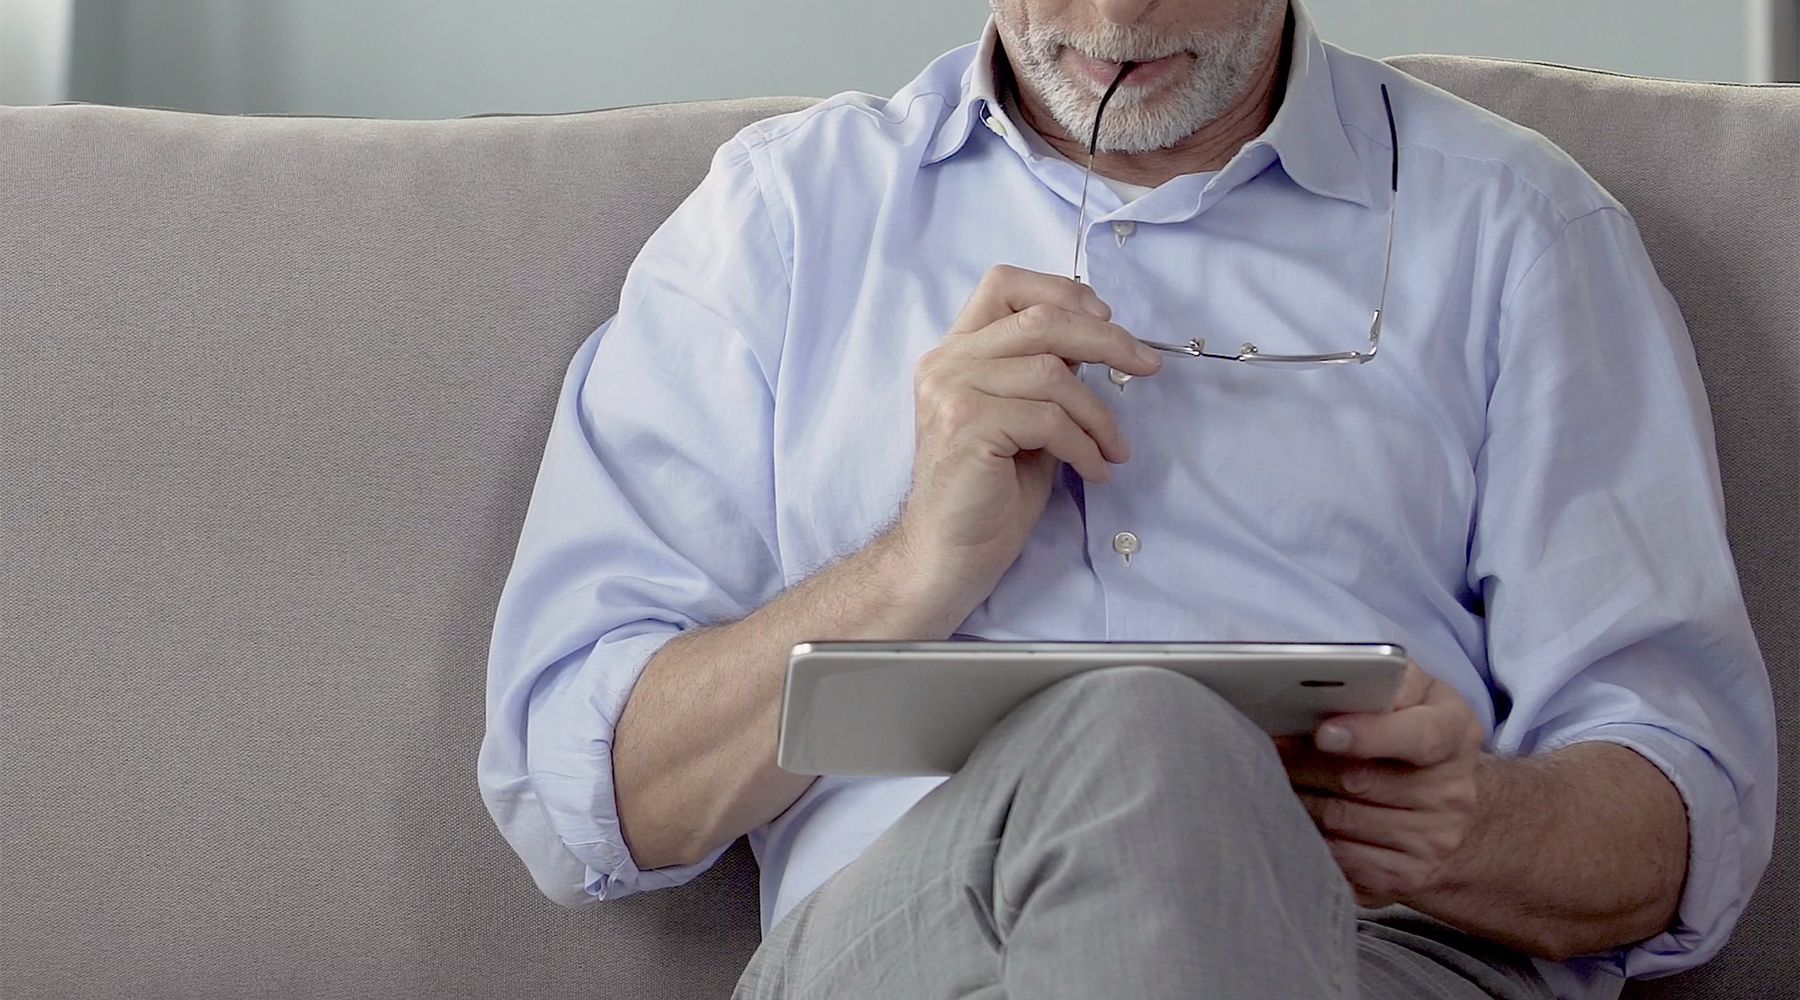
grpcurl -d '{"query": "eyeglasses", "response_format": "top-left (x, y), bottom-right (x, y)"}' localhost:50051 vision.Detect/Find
top-left (1072, 69), bottom-right (1399, 372)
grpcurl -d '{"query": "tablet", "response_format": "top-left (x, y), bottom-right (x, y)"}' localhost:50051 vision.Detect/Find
top-left (776, 641), bottom-right (1408, 777)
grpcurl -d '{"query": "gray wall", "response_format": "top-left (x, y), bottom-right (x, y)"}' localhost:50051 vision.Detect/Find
top-left (43, 0), bottom-right (1800, 117)
top-left (64, 0), bottom-right (988, 117)
top-left (1307, 0), bottom-right (1776, 83)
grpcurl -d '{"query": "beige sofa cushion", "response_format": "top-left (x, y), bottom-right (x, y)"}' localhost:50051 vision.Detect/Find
top-left (0, 55), bottom-right (1793, 1000)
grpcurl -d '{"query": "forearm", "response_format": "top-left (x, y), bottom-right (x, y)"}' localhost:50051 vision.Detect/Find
top-left (613, 526), bottom-right (960, 869)
top-left (1404, 742), bottom-right (1689, 961)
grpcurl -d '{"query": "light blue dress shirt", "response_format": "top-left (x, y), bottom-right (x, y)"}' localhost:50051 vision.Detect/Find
top-left (479, 4), bottom-right (1776, 996)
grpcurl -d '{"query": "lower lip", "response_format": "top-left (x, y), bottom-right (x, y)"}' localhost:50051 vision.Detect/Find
top-left (1066, 50), bottom-right (1185, 88)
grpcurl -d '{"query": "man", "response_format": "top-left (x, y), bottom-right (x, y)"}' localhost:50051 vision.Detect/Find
top-left (478, 0), bottom-right (1777, 996)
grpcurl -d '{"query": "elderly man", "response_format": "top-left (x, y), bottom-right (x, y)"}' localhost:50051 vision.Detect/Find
top-left (478, 0), bottom-right (1776, 997)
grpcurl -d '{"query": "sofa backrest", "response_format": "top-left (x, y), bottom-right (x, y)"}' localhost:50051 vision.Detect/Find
top-left (0, 96), bottom-right (808, 1000)
top-left (0, 55), bottom-right (1794, 1000)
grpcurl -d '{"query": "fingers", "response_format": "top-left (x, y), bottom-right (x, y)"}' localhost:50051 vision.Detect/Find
top-left (941, 267), bottom-right (1161, 409)
top-left (1320, 704), bottom-right (1473, 766)
top-left (1391, 662), bottom-right (1434, 709)
top-left (961, 355), bottom-right (1130, 463)
top-left (1298, 792), bottom-right (1413, 851)
top-left (966, 303), bottom-right (1164, 377)
top-left (950, 264), bottom-right (1111, 335)
top-left (1287, 669), bottom-right (1486, 906)
top-left (1300, 793), bottom-right (1458, 896)
top-left (1324, 836), bottom-right (1440, 903)
top-left (1282, 746), bottom-right (1355, 796)
top-left (915, 349), bottom-right (1123, 480)
top-left (1312, 668), bottom-right (1482, 766)
top-left (982, 395), bottom-right (1113, 482)
top-left (918, 264), bottom-right (1167, 494)
top-left (1282, 742), bottom-right (1448, 807)
top-left (1312, 663), bottom-right (1430, 755)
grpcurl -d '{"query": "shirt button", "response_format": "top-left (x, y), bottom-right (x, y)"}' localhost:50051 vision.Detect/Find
top-left (1108, 367), bottom-right (1133, 391)
top-left (982, 111), bottom-right (1007, 137)
top-left (1112, 530), bottom-right (1141, 564)
top-left (1112, 220), bottom-right (1135, 244)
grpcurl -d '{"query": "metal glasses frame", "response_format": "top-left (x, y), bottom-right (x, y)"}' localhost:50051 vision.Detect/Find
top-left (1071, 71), bottom-right (1400, 368)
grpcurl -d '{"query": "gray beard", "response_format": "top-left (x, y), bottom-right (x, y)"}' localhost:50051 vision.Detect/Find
top-left (993, 0), bottom-right (1288, 154)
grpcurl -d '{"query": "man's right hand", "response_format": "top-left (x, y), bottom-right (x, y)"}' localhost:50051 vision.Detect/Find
top-left (617, 267), bottom-right (1159, 868)
top-left (893, 264), bottom-right (1163, 618)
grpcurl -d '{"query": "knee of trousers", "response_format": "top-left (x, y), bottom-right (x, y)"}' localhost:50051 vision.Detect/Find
top-left (980, 664), bottom-right (1284, 790)
top-left (959, 665), bottom-right (1326, 883)
top-left (1042, 663), bottom-right (1268, 744)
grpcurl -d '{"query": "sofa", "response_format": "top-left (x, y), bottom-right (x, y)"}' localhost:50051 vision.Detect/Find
top-left (1, 54), bottom-right (1794, 1000)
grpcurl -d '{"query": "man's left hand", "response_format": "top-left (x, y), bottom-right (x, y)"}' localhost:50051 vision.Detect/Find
top-left (1277, 662), bottom-right (1487, 907)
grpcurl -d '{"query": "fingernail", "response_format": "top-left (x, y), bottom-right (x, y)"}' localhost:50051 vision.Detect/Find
top-left (1316, 724), bottom-right (1352, 753)
top-left (1135, 342), bottom-right (1161, 367)
top-left (1082, 297), bottom-right (1110, 320)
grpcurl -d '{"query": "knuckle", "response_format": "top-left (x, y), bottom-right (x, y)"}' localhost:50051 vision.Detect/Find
top-left (1396, 864), bottom-right (1433, 895)
top-left (1322, 798), bottom-right (1351, 833)
top-left (1359, 865), bottom-right (1398, 899)
top-left (914, 355), bottom-right (960, 401)
top-left (1418, 823), bottom-right (1461, 863)
top-left (1094, 410), bottom-right (1121, 444)
top-left (1016, 303), bottom-right (1061, 335)
top-left (1424, 727), bottom-right (1455, 763)
top-left (914, 349), bottom-right (943, 386)
top-left (1030, 352), bottom-right (1067, 383)
top-left (937, 392), bottom-right (982, 432)
top-left (1444, 779), bottom-right (1478, 814)
top-left (1422, 825), bottom-right (1460, 861)
top-left (1440, 728), bottom-right (1466, 762)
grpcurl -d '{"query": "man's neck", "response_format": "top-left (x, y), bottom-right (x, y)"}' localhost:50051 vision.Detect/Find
top-left (1001, 13), bottom-right (1291, 190)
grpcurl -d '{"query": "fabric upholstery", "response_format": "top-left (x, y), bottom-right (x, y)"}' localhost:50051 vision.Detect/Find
top-left (0, 97), bottom-right (808, 1000)
top-left (0, 54), bottom-right (1793, 999)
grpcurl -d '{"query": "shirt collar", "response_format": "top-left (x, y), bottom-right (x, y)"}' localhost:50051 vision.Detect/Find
top-left (922, 0), bottom-right (1375, 209)
top-left (919, 20), bottom-right (1006, 167)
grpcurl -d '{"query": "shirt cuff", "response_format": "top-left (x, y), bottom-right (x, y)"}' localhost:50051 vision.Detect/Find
top-left (524, 628), bottom-right (725, 901)
top-left (1540, 722), bottom-right (1749, 979)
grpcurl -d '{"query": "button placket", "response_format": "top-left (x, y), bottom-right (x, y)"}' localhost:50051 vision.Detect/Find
top-left (1097, 220), bottom-right (1137, 387)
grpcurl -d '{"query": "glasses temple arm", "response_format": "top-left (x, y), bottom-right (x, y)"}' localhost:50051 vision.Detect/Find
top-left (1072, 62), bottom-right (1137, 283)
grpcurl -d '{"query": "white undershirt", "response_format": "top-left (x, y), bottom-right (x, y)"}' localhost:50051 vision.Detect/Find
top-left (1002, 95), bottom-right (1160, 203)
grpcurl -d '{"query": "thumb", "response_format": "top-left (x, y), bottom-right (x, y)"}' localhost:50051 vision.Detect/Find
top-left (1391, 662), bottom-right (1433, 710)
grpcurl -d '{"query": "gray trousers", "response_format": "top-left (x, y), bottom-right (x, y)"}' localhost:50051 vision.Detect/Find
top-left (734, 666), bottom-right (1552, 1000)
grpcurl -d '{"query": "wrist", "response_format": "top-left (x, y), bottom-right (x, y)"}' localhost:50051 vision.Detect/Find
top-left (876, 520), bottom-right (986, 638)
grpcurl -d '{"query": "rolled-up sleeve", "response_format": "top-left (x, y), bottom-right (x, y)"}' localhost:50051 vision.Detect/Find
top-left (1471, 207), bottom-right (1777, 978)
top-left (477, 133), bottom-right (791, 906)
